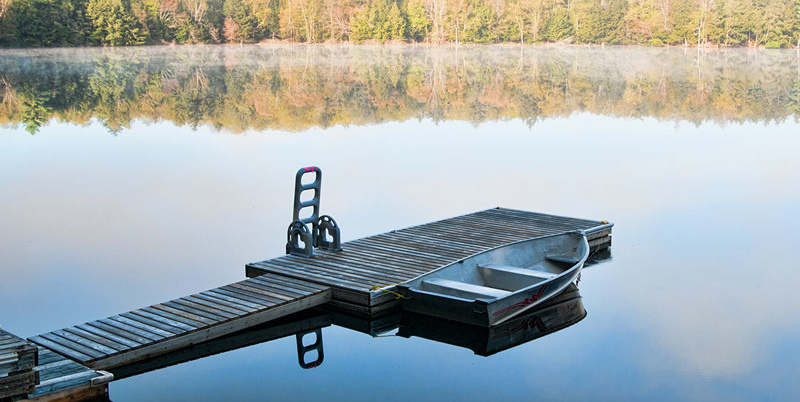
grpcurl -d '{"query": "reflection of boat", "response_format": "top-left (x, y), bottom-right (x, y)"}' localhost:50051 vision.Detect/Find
top-left (397, 232), bottom-right (589, 327)
top-left (397, 284), bottom-right (586, 356)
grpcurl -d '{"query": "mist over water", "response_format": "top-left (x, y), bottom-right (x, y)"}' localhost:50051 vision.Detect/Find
top-left (1, 45), bottom-right (799, 401)
top-left (1, 45), bottom-right (799, 134)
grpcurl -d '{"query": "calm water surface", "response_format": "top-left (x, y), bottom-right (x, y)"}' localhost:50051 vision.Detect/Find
top-left (1, 45), bottom-right (799, 401)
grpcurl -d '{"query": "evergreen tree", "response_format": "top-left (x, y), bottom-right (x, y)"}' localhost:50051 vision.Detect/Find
top-left (543, 4), bottom-right (572, 42)
top-left (664, 0), bottom-right (696, 45)
top-left (86, 0), bottom-right (146, 45)
top-left (406, 0), bottom-right (430, 41)
top-left (10, 0), bottom-right (90, 46)
top-left (461, 0), bottom-right (494, 43)
top-left (383, 1), bottom-right (405, 41)
top-left (350, 2), bottom-right (378, 42)
top-left (795, 0), bottom-right (800, 47)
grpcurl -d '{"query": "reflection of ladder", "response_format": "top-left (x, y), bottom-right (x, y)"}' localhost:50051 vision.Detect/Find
top-left (295, 328), bottom-right (324, 369)
top-left (286, 166), bottom-right (342, 257)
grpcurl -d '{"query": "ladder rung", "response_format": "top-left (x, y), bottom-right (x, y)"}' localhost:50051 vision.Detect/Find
top-left (299, 200), bottom-right (319, 208)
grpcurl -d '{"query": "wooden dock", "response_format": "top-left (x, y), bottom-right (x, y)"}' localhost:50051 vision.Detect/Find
top-left (29, 273), bottom-right (330, 370)
top-left (20, 207), bottom-right (612, 400)
top-left (247, 207), bottom-right (613, 315)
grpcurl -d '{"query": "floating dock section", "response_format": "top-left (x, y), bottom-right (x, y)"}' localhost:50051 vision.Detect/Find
top-left (247, 207), bottom-right (612, 315)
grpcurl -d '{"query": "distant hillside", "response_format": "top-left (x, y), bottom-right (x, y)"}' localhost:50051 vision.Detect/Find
top-left (0, 0), bottom-right (798, 47)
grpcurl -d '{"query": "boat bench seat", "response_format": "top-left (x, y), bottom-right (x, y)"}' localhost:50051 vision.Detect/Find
top-left (544, 255), bottom-right (580, 265)
top-left (421, 278), bottom-right (511, 300)
top-left (478, 264), bottom-right (556, 280)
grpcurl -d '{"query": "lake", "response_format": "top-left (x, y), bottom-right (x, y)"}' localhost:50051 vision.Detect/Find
top-left (1, 45), bottom-right (799, 401)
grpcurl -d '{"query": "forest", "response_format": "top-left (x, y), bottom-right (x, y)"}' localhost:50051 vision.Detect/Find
top-left (1, 46), bottom-right (798, 134)
top-left (0, 0), bottom-right (798, 48)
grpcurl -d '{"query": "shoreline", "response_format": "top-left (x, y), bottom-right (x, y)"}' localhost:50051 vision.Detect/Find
top-left (1, 42), bottom-right (798, 52)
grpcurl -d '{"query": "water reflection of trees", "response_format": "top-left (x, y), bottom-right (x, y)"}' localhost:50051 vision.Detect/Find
top-left (0, 46), bottom-right (798, 134)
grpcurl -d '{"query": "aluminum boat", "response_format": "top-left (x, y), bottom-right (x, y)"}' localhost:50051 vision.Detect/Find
top-left (397, 231), bottom-right (589, 327)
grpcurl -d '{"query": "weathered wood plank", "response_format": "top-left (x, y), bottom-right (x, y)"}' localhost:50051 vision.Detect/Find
top-left (219, 285), bottom-right (285, 305)
top-left (229, 282), bottom-right (295, 302)
top-left (129, 309), bottom-right (199, 332)
top-left (257, 274), bottom-right (329, 291)
top-left (140, 306), bottom-right (206, 329)
top-left (75, 324), bottom-right (143, 349)
top-left (250, 275), bottom-right (326, 294)
top-left (215, 286), bottom-right (280, 306)
top-left (263, 258), bottom-right (393, 286)
top-left (151, 303), bottom-right (219, 326)
top-left (183, 295), bottom-right (249, 316)
top-left (88, 320), bottom-right (161, 344)
top-left (62, 327), bottom-right (130, 353)
top-left (28, 336), bottom-right (95, 363)
top-left (249, 262), bottom-right (367, 290)
top-left (202, 290), bottom-right (265, 310)
top-left (273, 256), bottom-right (407, 285)
top-left (236, 280), bottom-right (305, 299)
top-left (40, 333), bottom-right (109, 360)
top-left (36, 349), bottom-right (65, 366)
top-left (193, 292), bottom-right (260, 313)
top-left (0, 369), bottom-right (37, 399)
top-left (173, 298), bottom-right (239, 320)
top-left (108, 316), bottom-right (177, 339)
top-left (119, 312), bottom-right (187, 335)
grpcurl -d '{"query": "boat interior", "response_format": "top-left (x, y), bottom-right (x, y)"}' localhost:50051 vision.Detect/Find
top-left (417, 255), bottom-right (580, 301)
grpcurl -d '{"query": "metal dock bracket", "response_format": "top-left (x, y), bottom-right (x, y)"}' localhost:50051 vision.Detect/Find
top-left (286, 167), bottom-right (342, 257)
top-left (315, 215), bottom-right (342, 251)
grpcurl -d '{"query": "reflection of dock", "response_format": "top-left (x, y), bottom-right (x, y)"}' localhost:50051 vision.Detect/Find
top-left (248, 207), bottom-right (612, 315)
top-left (18, 207), bottom-right (611, 401)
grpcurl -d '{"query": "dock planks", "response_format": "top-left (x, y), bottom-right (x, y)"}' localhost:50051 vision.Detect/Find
top-left (247, 207), bottom-right (613, 313)
top-left (29, 273), bottom-right (331, 370)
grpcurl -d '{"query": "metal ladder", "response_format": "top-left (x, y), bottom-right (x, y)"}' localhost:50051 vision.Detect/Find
top-left (286, 166), bottom-right (342, 258)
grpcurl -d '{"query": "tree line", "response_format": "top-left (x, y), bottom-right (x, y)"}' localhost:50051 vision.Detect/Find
top-left (1, 46), bottom-right (798, 133)
top-left (0, 0), bottom-right (799, 48)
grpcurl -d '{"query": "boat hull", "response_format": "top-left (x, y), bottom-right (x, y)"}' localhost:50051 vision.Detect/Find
top-left (398, 284), bottom-right (586, 356)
